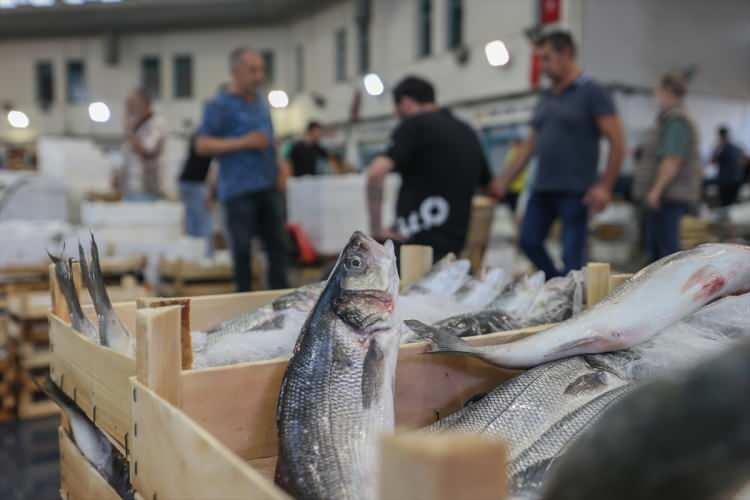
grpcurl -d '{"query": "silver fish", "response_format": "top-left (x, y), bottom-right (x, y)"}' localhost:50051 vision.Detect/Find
top-left (542, 337), bottom-right (750, 500)
top-left (48, 252), bottom-right (99, 342)
top-left (405, 254), bottom-right (471, 296)
top-left (79, 236), bottom-right (134, 357)
top-left (522, 271), bottom-right (583, 327)
top-left (453, 268), bottom-right (509, 309)
top-left (431, 310), bottom-right (522, 338)
top-left (275, 232), bottom-right (400, 500)
top-left (489, 271), bottom-right (546, 319)
top-left (39, 377), bottom-right (134, 500)
top-left (411, 244), bottom-right (750, 368)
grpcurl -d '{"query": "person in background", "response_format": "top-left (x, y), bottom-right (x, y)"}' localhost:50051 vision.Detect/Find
top-left (633, 71), bottom-right (701, 262)
top-left (178, 132), bottom-right (214, 256)
top-left (501, 137), bottom-right (527, 215)
top-left (491, 29), bottom-right (625, 277)
top-left (711, 126), bottom-right (745, 206)
top-left (196, 47), bottom-right (289, 292)
top-left (120, 87), bottom-right (167, 201)
top-left (366, 76), bottom-right (492, 261)
top-left (288, 121), bottom-right (328, 177)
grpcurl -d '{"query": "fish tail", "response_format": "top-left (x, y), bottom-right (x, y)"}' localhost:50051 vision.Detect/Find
top-left (87, 233), bottom-right (114, 312)
top-left (404, 320), bottom-right (481, 356)
top-left (36, 375), bottom-right (80, 421)
top-left (48, 252), bottom-right (88, 330)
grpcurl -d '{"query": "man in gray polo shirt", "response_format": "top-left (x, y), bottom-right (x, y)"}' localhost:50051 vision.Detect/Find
top-left (492, 29), bottom-right (625, 277)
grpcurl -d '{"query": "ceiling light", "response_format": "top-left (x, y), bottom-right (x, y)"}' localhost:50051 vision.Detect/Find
top-left (268, 90), bottom-right (289, 109)
top-left (88, 102), bottom-right (111, 123)
top-left (7, 110), bottom-right (30, 129)
top-left (485, 40), bottom-right (510, 67)
top-left (363, 73), bottom-right (384, 96)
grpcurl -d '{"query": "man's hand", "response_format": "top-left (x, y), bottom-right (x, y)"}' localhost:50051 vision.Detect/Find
top-left (489, 177), bottom-right (509, 201)
top-left (646, 188), bottom-right (662, 210)
top-left (242, 132), bottom-right (270, 150)
top-left (583, 183), bottom-right (612, 213)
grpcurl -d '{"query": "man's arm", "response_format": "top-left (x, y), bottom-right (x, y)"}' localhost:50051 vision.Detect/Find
top-left (490, 132), bottom-right (536, 199)
top-left (583, 115), bottom-right (625, 212)
top-left (196, 132), bottom-right (268, 156)
top-left (646, 156), bottom-right (682, 209)
top-left (366, 155), bottom-right (395, 238)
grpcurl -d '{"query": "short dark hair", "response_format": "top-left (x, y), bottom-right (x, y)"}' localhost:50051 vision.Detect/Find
top-left (718, 126), bottom-right (729, 139)
top-left (660, 71), bottom-right (688, 99)
top-left (392, 76), bottom-right (435, 104)
top-left (306, 121), bottom-right (322, 132)
top-left (535, 30), bottom-right (577, 56)
top-left (229, 46), bottom-right (256, 71)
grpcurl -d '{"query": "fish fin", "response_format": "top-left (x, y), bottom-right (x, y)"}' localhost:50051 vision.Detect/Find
top-left (548, 336), bottom-right (610, 358)
top-left (362, 340), bottom-right (385, 409)
top-left (563, 371), bottom-right (610, 395)
top-left (88, 233), bottom-right (113, 312)
top-left (404, 320), bottom-right (480, 356)
top-left (49, 252), bottom-right (96, 339)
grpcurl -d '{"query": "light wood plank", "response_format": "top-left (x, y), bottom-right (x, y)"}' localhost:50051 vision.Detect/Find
top-left (400, 245), bottom-right (434, 290)
top-left (130, 379), bottom-right (289, 500)
top-left (135, 306), bottom-right (183, 407)
top-left (59, 427), bottom-right (122, 500)
top-left (585, 262), bottom-right (611, 307)
top-left (379, 432), bottom-right (507, 500)
top-left (608, 273), bottom-right (633, 294)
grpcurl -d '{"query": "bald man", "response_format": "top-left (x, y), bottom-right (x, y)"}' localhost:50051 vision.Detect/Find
top-left (197, 47), bottom-right (289, 291)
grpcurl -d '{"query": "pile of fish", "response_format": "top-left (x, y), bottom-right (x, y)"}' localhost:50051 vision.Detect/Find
top-left (51, 235), bottom-right (135, 357)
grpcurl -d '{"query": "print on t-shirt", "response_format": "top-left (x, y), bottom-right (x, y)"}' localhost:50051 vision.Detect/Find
top-left (396, 196), bottom-right (450, 238)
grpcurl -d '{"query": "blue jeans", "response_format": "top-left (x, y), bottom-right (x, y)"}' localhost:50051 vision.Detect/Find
top-left (644, 201), bottom-right (688, 262)
top-left (519, 192), bottom-right (588, 278)
top-left (179, 181), bottom-right (213, 256)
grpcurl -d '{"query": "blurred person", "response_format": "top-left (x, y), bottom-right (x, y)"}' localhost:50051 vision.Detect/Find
top-left (178, 132), bottom-right (214, 256)
top-left (633, 71), bottom-right (701, 262)
top-left (120, 87), bottom-right (167, 201)
top-left (491, 29), bottom-right (625, 277)
top-left (288, 121), bottom-right (328, 177)
top-left (196, 47), bottom-right (289, 292)
top-left (711, 126), bottom-right (745, 206)
top-left (366, 76), bottom-right (492, 261)
top-left (501, 137), bottom-right (527, 215)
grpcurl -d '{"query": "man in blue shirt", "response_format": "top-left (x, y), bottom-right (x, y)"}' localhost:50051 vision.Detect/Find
top-left (711, 126), bottom-right (746, 206)
top-left (492, 29), bottom-right (625, 277)
top-left (197, 47), bottom-right (288, 291)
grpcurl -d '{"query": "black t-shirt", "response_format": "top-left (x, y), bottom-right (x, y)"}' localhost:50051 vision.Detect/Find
top-left (289, 141), bottom-right (328, 177)
top-left (385, 108), bottom-right (491, 256)
top-left (179, 136), bottom-right (213, 182)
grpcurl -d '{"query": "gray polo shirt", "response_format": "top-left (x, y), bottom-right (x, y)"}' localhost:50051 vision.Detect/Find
top-left (531, 75), bottom-right (616, 194)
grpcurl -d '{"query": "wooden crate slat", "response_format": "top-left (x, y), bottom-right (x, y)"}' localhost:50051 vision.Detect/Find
top-left (59, 428), bottom-right (123, 500)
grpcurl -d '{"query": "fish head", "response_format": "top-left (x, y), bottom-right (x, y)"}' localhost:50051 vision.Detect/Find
top-left (330, 231), bottom-right (399, 334)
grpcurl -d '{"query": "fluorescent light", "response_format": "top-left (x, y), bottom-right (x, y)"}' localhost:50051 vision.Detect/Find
top-left (363, 73), bottom-right (384, 96)
top-left (88, 101), bottom-right (111, 123)
top-left (7, 110), bottom-right (30, 129)
top-left (485, 40), bottom-right (510, 67)
top-left (29, 0), bottom-right (54, 6)
top-left (0, 0), bottom-right (18, 8)
top-left (268, 90), bottom-right (289, 109)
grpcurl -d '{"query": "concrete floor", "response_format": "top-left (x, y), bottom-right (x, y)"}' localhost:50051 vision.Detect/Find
top-left (0, 416), bottom-right (60, 500)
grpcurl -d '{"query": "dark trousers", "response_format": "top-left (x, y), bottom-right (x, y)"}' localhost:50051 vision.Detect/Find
top-left (223, 189), bottom-right (289, 292)
top-left (719, 184), bottom-right (740, 207)
top-left (644, 201), bottom-right (688, 262)
top-left (519, 192), bottom-right (588, 278)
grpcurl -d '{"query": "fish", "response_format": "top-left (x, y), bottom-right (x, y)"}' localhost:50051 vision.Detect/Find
top-left (47, 251), bottom-right (99, 342)
top-left (404, 254), bottom-right (471, 296)
top-left (522, 271), bottom-right (583, 327)
top-left (410, 244), bottom-right (750, 368)
top-left (275, 232), bottom-right (400, 500)
top-left (79, 236), bottom-right (134, 357)
top-left (38, 377), bottom-right (134, 500)
top-left (429, 310), bottom-right (523, 339)
top-left (453, 268), bottom-right (509, 309)
top-left (541, 337), bottom-right (750, 500)
top-left (489, 271), bottom-right (546, 319)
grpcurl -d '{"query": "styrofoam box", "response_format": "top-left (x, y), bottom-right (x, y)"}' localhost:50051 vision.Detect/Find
top-left (287, 174), bottom-right (400, 255)
top-left (81, 201), bottom-right (184, 228)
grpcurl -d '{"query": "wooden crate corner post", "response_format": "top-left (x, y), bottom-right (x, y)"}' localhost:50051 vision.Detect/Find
top-left (400, 245), bottom-right (433, 291)
top-left (135, 305), bottom-right (184, 407)
top-left (585, 262), bottom-right (611, 307)
top-left (379, 432), bottom-right (507, 500)
top-left (608, 273), bottom-right (633, 295)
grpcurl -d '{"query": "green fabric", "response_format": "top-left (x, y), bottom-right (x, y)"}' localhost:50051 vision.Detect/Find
top-left (280, 140), bottom-right (294, 160)
top-left (657, 117), bottom-right (691, 159)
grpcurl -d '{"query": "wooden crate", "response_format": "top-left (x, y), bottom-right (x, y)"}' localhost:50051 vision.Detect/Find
top-left (158, 256), bottom-right (263, 296)
top-left (59, 427), bottom-right (124, 500)
top-left (18, 364), bottom-right (59, 419)
top-left (129, 304), bottom-right (529, 500)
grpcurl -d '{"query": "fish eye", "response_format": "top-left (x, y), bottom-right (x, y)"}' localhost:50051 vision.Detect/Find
top-left (346, 255), bottom-right (363, 271)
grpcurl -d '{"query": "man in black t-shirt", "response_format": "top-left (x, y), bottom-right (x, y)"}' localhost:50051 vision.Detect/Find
top-left (179, 133), bottom-right (214, 255)
top-left (366, 76), bottom-right (491, 260)
top-left (289, 121), bottom-right (328, 177)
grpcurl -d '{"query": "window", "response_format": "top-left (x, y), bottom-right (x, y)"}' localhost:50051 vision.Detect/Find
top-left (447, 0), bottom-right (463, 49)
top-left (262, 50), bottom-right (275, 84)
top-left (66, 60), bottom-right (87, 104)
top-left (173, 55), bottom-right (193, 99)
top-left (294, 44), bottom-right (304, 93)
top-left (357, 23), bottom-right (370, 74)
top-left (35, 61), bottom-right (54, 110)
top-left (335, 28), bottom-right (347, 82)
top-left (141, 56), bottom-right (161, 99)
top-left (417, 0), bottom-right (432, 58)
